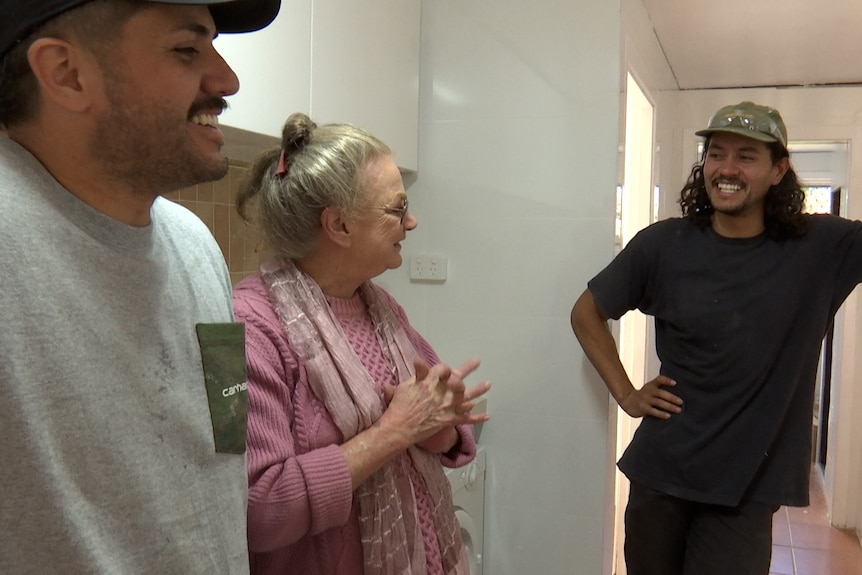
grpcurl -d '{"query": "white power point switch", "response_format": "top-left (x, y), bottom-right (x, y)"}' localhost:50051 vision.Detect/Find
top-left (410, 254), bottom-right (448, 282)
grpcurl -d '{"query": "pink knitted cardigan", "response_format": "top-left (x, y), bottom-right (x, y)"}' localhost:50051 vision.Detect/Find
top-left (233, 274), bottom-right (477, 575)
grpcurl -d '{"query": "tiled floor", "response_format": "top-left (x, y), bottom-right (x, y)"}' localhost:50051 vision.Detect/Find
top-left (770, 467), bottom-right (862, 575)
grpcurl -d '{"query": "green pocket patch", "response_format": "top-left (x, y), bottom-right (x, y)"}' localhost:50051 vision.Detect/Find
top-left (196, 323), bottom-right (248, 454)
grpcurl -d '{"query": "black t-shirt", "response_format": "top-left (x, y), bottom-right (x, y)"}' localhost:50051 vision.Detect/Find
top-left (589, 215), bottom-right (862, 506)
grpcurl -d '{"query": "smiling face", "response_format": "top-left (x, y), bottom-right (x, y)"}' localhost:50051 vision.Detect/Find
top-left (88, 4), bottom-right (240, 195)
top-left (348, 155), bottom-right (416, 279)
top-left (703, 131), bottom-right (789, 235)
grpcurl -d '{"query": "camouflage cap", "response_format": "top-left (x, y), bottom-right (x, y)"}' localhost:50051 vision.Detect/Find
top-left (696, 101), bottom-right (788, 148)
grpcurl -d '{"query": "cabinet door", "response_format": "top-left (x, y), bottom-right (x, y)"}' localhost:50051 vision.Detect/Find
top-left (311, 0), bottom-right (421, 171)
top-left (216, 0), bottom-right (313, 139)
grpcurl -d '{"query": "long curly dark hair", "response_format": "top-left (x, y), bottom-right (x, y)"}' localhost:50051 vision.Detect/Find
top-left (679, 136), bottom-right (808, 240)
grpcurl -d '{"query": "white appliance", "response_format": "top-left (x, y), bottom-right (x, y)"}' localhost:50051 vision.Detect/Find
top-left (446, 446), bottom-right (486, 575)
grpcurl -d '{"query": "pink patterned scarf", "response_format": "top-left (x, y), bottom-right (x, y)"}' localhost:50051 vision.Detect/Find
top-left (261, 257), bottom-right (468, 575)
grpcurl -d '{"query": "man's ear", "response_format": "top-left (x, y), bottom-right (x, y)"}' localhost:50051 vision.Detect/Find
top-left (320, 206), bottom-right (353, 248)
top-left (27, 37), bottom-right (96, 114)
top-left (772, 156), bottom-right (790, 185)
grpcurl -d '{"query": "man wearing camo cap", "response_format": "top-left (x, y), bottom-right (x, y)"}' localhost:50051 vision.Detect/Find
top-left (573, 101), bottom-right (862, 574)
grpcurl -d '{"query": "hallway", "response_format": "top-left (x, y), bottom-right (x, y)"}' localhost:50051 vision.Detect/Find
top-left (770, 468), bottom-right (862, 575)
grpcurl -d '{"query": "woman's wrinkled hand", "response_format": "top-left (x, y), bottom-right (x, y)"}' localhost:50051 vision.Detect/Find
top-left (381, 358), bottom-right (490, 447)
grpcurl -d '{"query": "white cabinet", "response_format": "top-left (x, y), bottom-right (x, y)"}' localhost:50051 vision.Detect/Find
top-left (215, 0), bottom-right (420, 171)
top-left (310, 0), bottom-right (421, 171)
top-left (215, 0), bottom-right (312, 142)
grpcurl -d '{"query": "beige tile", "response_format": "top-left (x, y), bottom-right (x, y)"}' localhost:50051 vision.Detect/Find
top-left (793, 547), bottom-right (862, 575)
top-left (786, 504), bottom-right (829, 526)
top-left (230, 271), bottom-right (252, 286)
top-left (213, 204), bottom-right (231, 260)
top-left (769, 544), bottom-right (794, 575)
top-left (789, 522), bottom-right (862, 552)
top-left (198, 181), bottom-right (215, 203)
top-left (193, 202), bottom-right (215, 232)
top-left (228, 209), bottom-right (246, 272)
top-left (773, 510), bottom-right (792, 547)
top-left (227, 163), bottom-right (249, 204)
top-left (783, 467), bottom-right (862, 574)
top-left (214, 170), bottom-right (233, 204)
top-left (178, 184), bottom-right (197, 202)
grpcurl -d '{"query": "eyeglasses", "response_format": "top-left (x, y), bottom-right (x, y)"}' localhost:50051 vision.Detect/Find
top-left (367, 198), bottom-right (409, 225)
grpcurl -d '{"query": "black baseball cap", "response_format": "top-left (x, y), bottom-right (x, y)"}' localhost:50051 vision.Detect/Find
top-left (0, 0), bottom-right (282, 58)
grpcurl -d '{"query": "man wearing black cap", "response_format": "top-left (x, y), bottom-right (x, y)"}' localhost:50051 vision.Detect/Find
top-left (572, 102), bottom-right (862, 574)
top-left (0, 1), bottom-right (279, 573)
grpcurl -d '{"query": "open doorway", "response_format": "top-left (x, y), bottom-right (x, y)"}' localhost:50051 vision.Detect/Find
top-left (804, 186), bottom-right (841, 470)
top-left (788, 141), bottom-right (849, 473)
top-left (612, 72), bottom-right (655, 575)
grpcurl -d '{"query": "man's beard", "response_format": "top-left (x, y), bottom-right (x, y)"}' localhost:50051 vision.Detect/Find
top-left (90, 78), bottom-right (229, 197)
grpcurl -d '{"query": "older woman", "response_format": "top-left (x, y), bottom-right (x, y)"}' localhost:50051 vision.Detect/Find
top-left (232, 112), bottom-right (490, 575)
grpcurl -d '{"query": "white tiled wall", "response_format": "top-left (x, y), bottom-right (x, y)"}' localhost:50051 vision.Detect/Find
top-left (376, 1), bottom-right (623, 573)
top-left (380, 2), bottom-right (862, 571)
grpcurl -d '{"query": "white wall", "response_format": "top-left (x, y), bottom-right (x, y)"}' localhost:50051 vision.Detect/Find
top-left (376, 1), bottom-right (622, 573)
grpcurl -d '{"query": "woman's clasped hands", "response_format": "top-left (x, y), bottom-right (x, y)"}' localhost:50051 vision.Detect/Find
top-left (381, 358), bottom-right (491, 453)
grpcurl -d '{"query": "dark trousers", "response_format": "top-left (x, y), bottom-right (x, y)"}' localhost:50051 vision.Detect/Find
top-left (624, 481), bottom-right (779, 575)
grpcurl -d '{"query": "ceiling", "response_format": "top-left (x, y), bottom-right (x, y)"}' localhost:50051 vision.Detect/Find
top-left (641, 0), bottom-right (862, 90)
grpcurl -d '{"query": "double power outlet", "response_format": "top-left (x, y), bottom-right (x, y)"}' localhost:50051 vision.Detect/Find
top-left (409, 254), bottom-right (448, 282)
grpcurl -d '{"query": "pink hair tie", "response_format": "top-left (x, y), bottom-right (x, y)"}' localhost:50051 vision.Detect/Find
top-left (275, 149), bottom-right (288, 178)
